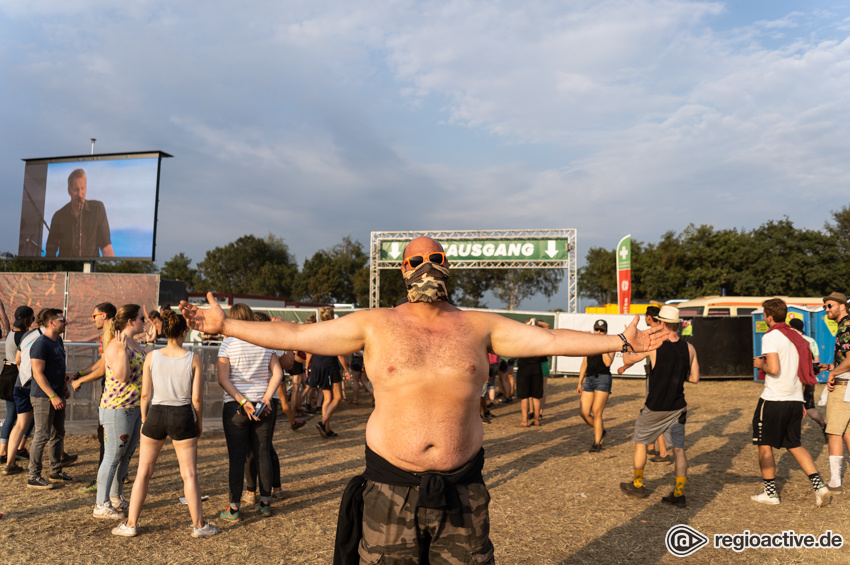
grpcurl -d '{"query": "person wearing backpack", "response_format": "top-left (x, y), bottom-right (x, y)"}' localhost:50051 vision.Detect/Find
top-left (751, 298), bottom-right (831, 507)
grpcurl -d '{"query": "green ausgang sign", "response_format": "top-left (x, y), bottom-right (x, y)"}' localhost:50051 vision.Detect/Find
top-left (380, 239), bottom-right (571, 262)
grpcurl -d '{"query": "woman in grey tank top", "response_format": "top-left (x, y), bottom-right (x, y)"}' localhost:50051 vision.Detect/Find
top-left (112, 309), bottom-right (220, 538)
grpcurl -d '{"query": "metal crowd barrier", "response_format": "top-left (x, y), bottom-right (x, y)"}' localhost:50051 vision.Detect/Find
top-left (1, 342), bottom-right (231, 424)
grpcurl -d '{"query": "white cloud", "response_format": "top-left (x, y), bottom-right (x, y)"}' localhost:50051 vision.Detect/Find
top-left (1, 0), bottom-right (849, 310)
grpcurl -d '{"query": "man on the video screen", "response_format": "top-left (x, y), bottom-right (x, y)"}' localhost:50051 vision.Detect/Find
top-left (45, 169), bottom-right (114, 258)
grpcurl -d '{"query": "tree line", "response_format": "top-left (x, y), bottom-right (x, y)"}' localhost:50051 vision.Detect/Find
top-left (5, 234), bottom-right (563, 310)
top-left (578, 206), bottom-right (850, 305)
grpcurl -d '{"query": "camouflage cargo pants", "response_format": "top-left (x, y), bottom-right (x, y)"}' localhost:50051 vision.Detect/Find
top-left (359, 479), bottom-right (495, 564)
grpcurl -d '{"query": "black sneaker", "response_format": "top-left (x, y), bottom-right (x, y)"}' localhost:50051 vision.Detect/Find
top-left (27, 476), bottom-right (56, 490)
top-left (316, 422), bottom-right (328, 438)
top-left (2, 464), bottom-right (23, 476)
top-left (61, 453), bottom-right (78, 467)
top-left (588, 443), bottom-right (602, 453)
top-left (620, 481), bottom-right (647, 498)
top-left (16, 448), bottom-right (30, 460)
top-left (49, 471), bottom-right (74, 482)
top-left (662, 492), bottom-right (687, 508)
top-left (0, 455), bottom-right (5, 465)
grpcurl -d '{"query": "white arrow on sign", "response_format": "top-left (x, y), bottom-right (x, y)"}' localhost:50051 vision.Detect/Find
top-left (389, 242), bottom-right (402, 259)
top-left (545, 240), bottom-right (558, 258)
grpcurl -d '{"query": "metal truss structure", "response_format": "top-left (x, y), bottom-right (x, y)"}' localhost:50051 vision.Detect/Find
top-left (369, 229), bottom-right (577, 312)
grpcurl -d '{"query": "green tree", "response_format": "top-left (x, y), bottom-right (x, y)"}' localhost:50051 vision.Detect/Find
top-left (160, 252), bottom-right (201, 291)
top-left (296, 236), bottom-right (369, 305)
top-left (378, 269), bottom-right (409, 308)
top-left (742, 219), bottom-right (839, 296)
top-left (95, 261), bottom-right (158, 274)
top-left (1, 258), bottom-right (85, 272)
top-left (196, 234), bottom-right (298, 296)
top-left (578, 246), bottom-right (617, 305)
top-left (490, 269), bottom-right (563, 310)
top-left (451, 270), bottom-right (497, 308)
top-left (825, 205), bottom-right (850, 288)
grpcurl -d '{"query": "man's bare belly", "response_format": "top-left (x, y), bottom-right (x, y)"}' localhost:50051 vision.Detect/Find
top-left (365, 392), bottom-right (484, 472)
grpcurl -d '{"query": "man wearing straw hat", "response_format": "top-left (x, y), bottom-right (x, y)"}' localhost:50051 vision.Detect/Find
top-left (823, 291), bottom-right (850, 492)
top-left (619, 305), bottom-right (699, 508)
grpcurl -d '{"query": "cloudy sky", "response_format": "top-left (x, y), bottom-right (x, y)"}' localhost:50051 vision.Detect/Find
top-left (2, 1), bottom-right (849, 309)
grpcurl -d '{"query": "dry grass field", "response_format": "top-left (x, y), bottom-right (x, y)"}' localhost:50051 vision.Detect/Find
top-left (1, 377), bottom-right (848, 564)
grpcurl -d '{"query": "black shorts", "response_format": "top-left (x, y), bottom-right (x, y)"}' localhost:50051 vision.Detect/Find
top-left (312, 365), bottom-right (342, 390)
top-left (752, 398), bottom-right (802, 449)
top-left (516, 373), bottom-right (544, 399)
top-left (499, 358), bottom-right (516, 372)
top-left (142, 404), bottom-right (198, 441)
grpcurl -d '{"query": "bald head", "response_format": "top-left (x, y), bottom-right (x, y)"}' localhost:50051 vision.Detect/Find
top-left (401, 236), bottom-right (449, 275)
top-left (403, 236), bottom-right (444, 260)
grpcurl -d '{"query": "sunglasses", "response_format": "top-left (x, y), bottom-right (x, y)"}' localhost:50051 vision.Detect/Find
top-left (54, 318), bottom-right (66, 324)
top-left (594, 328), bottom-right (606, 333)
top-left (403, 252), bottom-right (447, 269)
top-left (92, 312), bottom-right (104, 320)
top-left (826, 303), bottom-right (834, 310)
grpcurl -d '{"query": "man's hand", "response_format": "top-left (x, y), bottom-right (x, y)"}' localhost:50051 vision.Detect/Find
top-left (179, 292), bottom-right (226, 335)
top-left (71, 380), bottom-right (83, 392)
top-left (753, 356), bottom-right (766, 370)
top-left (51, 396), bottom-right (66, 410)
top-left (617, 366), bottom-right (626, 375)
top-left (621, 315), bottom-right (671, 352)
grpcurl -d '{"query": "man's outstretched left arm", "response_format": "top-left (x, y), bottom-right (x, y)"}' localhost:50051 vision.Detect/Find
top-left (489, 314), bottom-right (670, 359)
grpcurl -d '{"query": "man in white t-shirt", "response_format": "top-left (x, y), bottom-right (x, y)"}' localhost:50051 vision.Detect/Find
top-left (751, 298), bottom-right (831, 507)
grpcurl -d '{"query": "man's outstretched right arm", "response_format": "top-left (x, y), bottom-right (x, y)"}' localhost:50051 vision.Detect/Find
top-left (179, 292), bottom-right (366, 356)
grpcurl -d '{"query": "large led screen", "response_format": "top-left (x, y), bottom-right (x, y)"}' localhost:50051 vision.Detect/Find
top-left (18, 151), bottom-right (170, 261)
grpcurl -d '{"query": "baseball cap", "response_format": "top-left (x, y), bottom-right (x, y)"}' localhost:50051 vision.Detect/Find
top-left (13, 305), bottom-right (34, 328)
top-left (593, 319), bottom-right (608, 332)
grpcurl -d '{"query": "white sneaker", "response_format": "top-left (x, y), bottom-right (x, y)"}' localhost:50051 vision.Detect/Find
top-left (192, 521), bottom-right (222, 538)
top-left (112, 522), bottom-right (137, 537)
top-left (750, 492), bottom-right (780, 505)
top-left (93, 503), bottom-right (123, 519)
top-left (815, 486), bottom-right (833, 508)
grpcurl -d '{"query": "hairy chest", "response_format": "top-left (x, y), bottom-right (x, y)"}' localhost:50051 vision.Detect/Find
top-left (368, 318), bottom-right (487, 379)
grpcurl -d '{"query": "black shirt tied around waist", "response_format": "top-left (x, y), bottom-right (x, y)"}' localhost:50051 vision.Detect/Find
top-left (333, 445), bottom-right (486, 565)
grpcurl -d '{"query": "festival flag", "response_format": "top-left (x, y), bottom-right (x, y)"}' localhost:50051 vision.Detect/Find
top-left (616, 234), bottom-right (631, 314)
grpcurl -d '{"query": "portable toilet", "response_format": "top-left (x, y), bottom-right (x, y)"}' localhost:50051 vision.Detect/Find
top-left (752, 310), bottom-right (766, 381)
top-left (812, 306), bottom-right (835, 382)
top-left (752, 305), bottom-right (827, 382)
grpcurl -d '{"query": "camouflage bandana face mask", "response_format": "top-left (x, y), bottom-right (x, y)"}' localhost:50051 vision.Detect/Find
top-left (403, 261), bottom-right (450, 303)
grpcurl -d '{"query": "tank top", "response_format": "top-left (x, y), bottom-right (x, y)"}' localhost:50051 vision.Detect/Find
top-left (150, 350), bottom-right (194, 406)
top-left (101, 346), bottom-right (145, 409)
top-left (585, 354), bottom-right (611, 376)
top-left (645, 340), bottom-right (689, 412)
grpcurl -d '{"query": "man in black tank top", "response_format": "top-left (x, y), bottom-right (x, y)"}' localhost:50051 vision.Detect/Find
top-left (617, 306), bottom-right (699, 508)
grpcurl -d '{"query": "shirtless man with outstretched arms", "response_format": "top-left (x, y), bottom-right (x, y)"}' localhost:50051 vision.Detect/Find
top-left (181, 236), bottom-right (668, 564)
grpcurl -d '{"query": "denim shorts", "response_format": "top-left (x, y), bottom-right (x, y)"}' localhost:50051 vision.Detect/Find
top-left (14, 385), bottom-right (33, 414)
top-left (582, 373), bottom-right (612, 393)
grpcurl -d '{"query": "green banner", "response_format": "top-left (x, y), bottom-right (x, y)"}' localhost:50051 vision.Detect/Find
top-left (616, 235), bottom-right (631, 270)
top-left (380, 239), bottom-right (571, 261)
